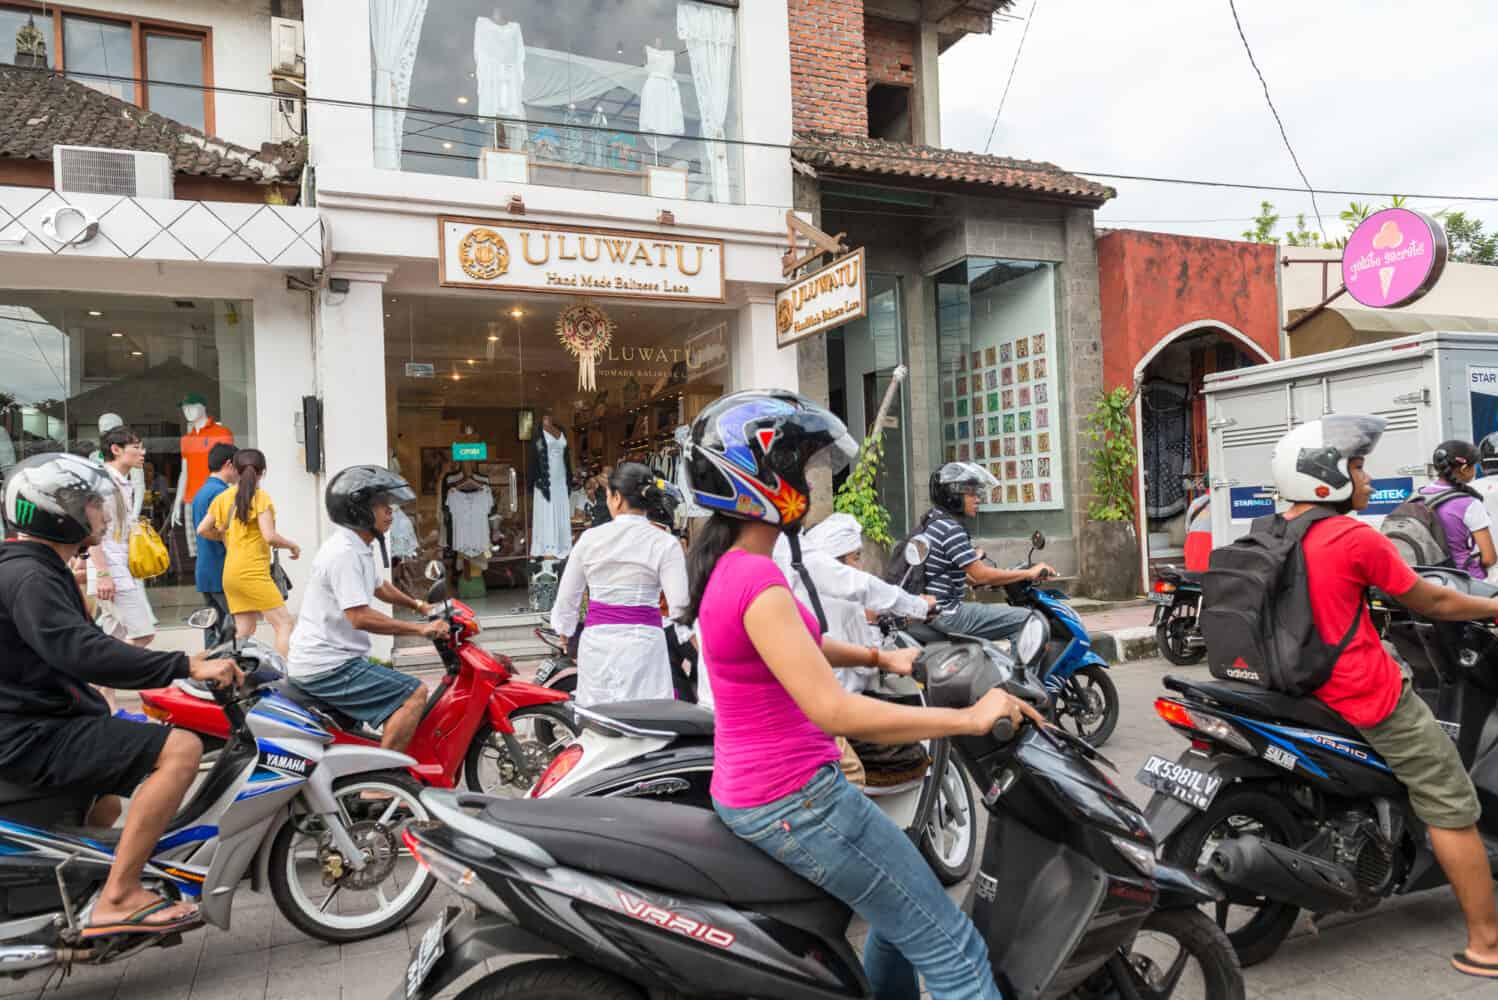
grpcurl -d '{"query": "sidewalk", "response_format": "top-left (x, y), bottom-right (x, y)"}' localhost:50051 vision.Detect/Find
top-left (1073, 601), bottom-right (1160, 664)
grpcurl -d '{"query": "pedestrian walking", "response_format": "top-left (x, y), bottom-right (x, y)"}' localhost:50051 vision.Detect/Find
top-left (87, 426), bottom-right (157, 649)
top-left (190, 443), bottom-right (238, 647)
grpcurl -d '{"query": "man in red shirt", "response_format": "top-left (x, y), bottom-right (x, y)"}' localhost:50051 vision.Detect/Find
top-left (1275, 414), bottom-right (1498, 978)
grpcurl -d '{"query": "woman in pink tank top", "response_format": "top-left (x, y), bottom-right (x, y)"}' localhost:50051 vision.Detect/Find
top-left (681, 391), bottom-right (1039, 1000)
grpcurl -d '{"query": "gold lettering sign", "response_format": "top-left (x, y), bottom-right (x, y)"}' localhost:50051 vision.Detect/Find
top-left (775, 248), bottom-right (868, 350)
top-left (440, 218), bottom-right (725, 303)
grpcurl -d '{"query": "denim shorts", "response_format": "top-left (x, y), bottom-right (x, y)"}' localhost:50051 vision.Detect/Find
top-left (291, 658), bottom-right (422, 727)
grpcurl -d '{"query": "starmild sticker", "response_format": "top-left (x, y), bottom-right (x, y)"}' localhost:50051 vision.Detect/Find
top-left (1263, 745), bottom-right (1298, 771)
top-left (975, 873), bottom-right (998, 903)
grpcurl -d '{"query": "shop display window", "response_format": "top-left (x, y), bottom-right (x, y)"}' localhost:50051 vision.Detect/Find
top-left (384, 293), bottom-right (730, 616)
top-left (936, 259), bottom-right (1063, 515)
top-left (0, 291), bottom-right (255, 622)
top-left (371, 0), bottom-right (744, 204)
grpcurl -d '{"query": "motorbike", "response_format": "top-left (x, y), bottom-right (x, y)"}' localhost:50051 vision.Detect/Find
top-left (395, 618), bottom-right (1243, 1000)
top-left (1139, 567), bottom-right (1498, 967)
top-left (532, 626), bottom-right (577, 694)
top-left (0, 610), bottom-right (435, 969)
top-left (1151, 567), bottom-right (1206, 666)
top-left (139, 562), bottom-right (578, 800)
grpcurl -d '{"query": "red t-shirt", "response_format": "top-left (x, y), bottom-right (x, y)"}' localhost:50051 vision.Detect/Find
top-left (1304, 516), bottom-right (1418, 728)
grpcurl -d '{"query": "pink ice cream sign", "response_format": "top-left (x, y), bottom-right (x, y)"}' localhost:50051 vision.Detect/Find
top-left (1341, 207), bottom-right (1448, 309)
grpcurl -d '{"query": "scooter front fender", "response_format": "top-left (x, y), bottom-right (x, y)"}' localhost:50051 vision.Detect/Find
top-left (486, 680), bottom-right (571, 733)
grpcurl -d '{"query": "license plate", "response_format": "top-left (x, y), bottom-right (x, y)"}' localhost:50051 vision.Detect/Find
top-left (1147, 592), bottom-right (1174, 605)
top-left (1136, 754), bottom-right (1222, 811)
top-left (405, 914), bottom-right (446, 999)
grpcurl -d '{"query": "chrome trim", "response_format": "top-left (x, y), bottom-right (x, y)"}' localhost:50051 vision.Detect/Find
top-left (0, 945), bottom-right (55, 971)
top-left (570, 705), bottom-right (679, 740)
top-left (420, 789), bottom-right (556, 869)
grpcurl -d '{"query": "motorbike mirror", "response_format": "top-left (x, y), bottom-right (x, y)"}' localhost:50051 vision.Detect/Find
top-left (426, 579), bottom-right (448, 605)
top-left (1030, 531), bottom-right (1047, 551)
top-left (424, 560), bottom-right (446, 582)
top-left (904, 535), bottom-right (932, 567)
top-left (185, 607), bottom-right (219, 630)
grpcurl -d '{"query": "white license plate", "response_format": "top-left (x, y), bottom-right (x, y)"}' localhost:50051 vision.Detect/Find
top-left (405, 915), bottom-right (446, 999)
top-left (1136, 754), bottom-right (1222, 811)
top-left (1147, 592), bottom-right (1174, 605)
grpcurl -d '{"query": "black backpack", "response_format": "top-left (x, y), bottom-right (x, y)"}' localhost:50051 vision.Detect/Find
top-left (1379, 486), bottom-right (1477, 568)
top-left (885, 509), bottom-right (944, 595)
top-left (1199, 508), bottom-right (1362, 695)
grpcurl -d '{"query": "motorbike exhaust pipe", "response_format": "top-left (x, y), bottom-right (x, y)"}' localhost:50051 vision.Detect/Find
top-left (1209, 835), bottom-right (1361, 913)
top-left (0, 945), bottom-right (56, 971)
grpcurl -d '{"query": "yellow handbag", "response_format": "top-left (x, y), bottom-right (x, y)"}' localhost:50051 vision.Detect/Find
top-left (127, 520), bottom-right (171, 580)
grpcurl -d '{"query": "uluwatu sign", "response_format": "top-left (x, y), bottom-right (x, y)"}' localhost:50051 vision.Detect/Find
top-left (439, 217), bottom-right (725, 303)
top-left (775, 248), bottom-right (867, 349)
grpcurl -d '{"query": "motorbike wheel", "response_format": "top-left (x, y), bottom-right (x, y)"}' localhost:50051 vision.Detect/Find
top-left (463, 705), bottom-right (579, 798)
top-left (920, 756), bottom-right (978, 886)
top-left (1111, 908), bottom-right (1245, 1000)
top-left (1055, 664), bottom-right (1119, 747)
top-left (1157, 610), bottom-right (1206, 666)
top-left (269, 770), bottom-right (435, 944)
top-left (457, 959), bottom-right (643, 1000)
top-left (1163, 787), bottom-right (1302, 967)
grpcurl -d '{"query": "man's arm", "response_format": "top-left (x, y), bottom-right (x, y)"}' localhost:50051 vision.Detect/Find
top-left (966, 559), bottom-right (1051, 588)
top-left (1393, 578), bottom-right (1498, 621)
top-left (374, 580), bottom-right (429, 616)
top-left (345, 605), bottom-right (446, 638)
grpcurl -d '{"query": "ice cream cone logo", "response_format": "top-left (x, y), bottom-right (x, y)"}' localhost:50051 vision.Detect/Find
top-left (1379, 266), bottom-right (1396, 299)
top-left (1371, 221), bottom-right (1405, 301)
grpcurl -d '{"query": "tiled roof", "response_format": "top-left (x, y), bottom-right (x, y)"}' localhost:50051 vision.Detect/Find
top-left (793, 130), bottom-right (1114, 206)
top-left (0, 66), bottom-right (303, 184)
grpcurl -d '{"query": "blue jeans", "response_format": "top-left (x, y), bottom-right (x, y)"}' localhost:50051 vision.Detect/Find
top-left (933, 601), bottom-right (1030, 642)
top-left (714, 764), bottom-right (1001, 1000)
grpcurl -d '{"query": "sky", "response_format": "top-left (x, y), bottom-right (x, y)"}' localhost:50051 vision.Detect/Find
top-left (938, 0), bottom-right (1498, 244)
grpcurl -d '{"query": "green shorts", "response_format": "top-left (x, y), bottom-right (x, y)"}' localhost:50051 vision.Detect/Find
top-left (1355, 682), bottom-right (1480, 830)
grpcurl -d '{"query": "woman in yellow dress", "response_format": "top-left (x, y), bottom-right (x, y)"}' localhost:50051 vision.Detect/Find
top-left (197, 449), bottom-right (300, 656)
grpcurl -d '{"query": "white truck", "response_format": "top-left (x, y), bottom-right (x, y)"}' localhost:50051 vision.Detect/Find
top-left (1203, 331), bottom-right (1498, 548)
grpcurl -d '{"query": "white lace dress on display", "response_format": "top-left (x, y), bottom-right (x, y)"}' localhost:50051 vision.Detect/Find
top-left (530, 429), bottom-right (573, 559)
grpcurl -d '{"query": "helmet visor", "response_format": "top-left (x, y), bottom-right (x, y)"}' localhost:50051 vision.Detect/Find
top-left (1320, 414), bottom-right (1387, 460)
top-left (10, 453), bottom-right (115, 533)
top-left (939, 461), bottom-right (1000, 493)
top-left (374, 484), bottom-right (418, 508)
top-left (807, 427), bottom-right (860, 480)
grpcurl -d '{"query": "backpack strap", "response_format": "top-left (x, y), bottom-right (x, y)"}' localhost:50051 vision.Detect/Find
top-left (1423, 487), bottom-right (1475, 510)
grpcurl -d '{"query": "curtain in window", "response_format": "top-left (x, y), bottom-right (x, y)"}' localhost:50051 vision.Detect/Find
top-left (677, 1), bottom-right (735, 203)
top-left (370, 0), bottom-right (428, 169)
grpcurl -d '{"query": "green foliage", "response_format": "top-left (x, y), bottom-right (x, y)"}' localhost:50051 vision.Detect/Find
top-left (1085, 387), bottom-right (1136, 523)
top-left (1442, 210), bottom-right (1498, 265)
top-left (833, 432), bottom-right (894, 548)
top-left (1242, 201), bottom-right (1280, 244)
top-left (1242, 196), bottom-right (1494, 261)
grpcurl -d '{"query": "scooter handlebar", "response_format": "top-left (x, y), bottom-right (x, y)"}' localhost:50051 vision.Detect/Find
top-left (992, 717), bottom-right (1017, 743)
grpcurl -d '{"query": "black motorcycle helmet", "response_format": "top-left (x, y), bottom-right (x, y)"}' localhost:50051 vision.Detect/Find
top-left (684, 389), bottom-right (857, 530)
top-left (1433, 439), bottom-right (1480, 482)
top-left (643, 477), bottom-right (684, 530)
top-left (326, 465), bottom-right (416, 536)
top-left (929, 461), bottom-right (1000, 516)
top-left (3, 452), bottom-right (115, 544)
top-left (1481, 432), bottom-right (1498, 476)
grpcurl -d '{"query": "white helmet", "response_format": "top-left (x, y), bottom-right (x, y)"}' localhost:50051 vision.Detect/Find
top-left (1270, 415), bottom-right (1387, 503)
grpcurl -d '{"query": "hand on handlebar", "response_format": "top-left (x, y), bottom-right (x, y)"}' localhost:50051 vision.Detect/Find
top-left (188, 652), bottom-right (244, 692)
top-left (964, 687), bottom-right (1047, 740)
top-left (1027, 562), bottom-right (1057, 583)
top-left (921, 594), bottom-right (939, 619)
top-left (419, 619), bottom-right (450, 641)
top-left (877, 646), bottom-right (920, 677)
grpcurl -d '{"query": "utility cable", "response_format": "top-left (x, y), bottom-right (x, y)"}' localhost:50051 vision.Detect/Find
top-left (983, 0), bottom-right (1039, 154)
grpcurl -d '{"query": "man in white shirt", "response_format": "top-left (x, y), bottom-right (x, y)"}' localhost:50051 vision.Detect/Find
top-left (288, 467), bottom-right (446, 751)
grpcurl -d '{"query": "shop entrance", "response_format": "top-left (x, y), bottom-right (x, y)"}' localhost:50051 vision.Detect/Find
top-left (383, 292), bottom-right (731, 618)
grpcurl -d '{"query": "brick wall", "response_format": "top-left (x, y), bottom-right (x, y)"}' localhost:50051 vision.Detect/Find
top-left (865, 16), bottom-right (915, 87)
top-left (788, 0), bottom-right (869, 135)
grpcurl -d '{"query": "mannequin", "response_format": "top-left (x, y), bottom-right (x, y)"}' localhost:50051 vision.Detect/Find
top-left (475, 7), bottom-right (526, 151)
top-left (528, 413), bottom-right (573, 560)
top-left (168, 394), bottom-right (234, 556)
top-left (639, 37), bottom-right (683, 160)
top-left (92, 413), bottom-right (145, 519)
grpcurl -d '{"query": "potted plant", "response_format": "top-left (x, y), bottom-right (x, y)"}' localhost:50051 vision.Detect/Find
top-left (1080, 386), bottom-right (1142, 599)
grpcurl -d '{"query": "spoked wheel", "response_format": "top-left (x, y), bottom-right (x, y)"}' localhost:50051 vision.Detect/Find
top-left (919, 756), bottom-right (977, 885)
top-left (1054, 664), bottom-right (1119, 747)
top-left (1157, 609), bottom-right (1206, 666)
top-left (269, 771), bottom-right (434, 943)
top-left (1162, 788), bottom-right (1302, 967)
top-left (1106, 909), bottom-right (1245, 1000)
top-left (463, 705), bottom-right (578, 798)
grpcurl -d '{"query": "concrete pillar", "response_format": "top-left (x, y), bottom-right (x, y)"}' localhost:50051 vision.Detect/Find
top-left (732, 294), bottom-right (799, 393)
top-left (912, 22), bottom-right (942, 148)
top-left (304, 0), bottom-right (374, 172)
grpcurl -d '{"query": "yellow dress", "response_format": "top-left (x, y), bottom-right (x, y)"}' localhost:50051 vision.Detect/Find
top-left (210, 487), bottom-right (282, 613)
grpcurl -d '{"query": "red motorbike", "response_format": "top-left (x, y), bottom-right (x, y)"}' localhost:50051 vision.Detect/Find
top-left (140, 586), bottom-right (576, 797)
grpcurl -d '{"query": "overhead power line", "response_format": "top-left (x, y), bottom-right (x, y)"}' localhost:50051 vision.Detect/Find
top-left (984, 0), bottom-right (1040, 154)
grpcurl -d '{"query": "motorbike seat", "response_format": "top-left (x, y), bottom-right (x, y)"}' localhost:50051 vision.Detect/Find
top-left (1163, 675), bottom-right (1363, 740)
top-left (904, 622), bottom-right (945, 645)
top-left (273, 682), bottom-right (381, 740)
top-left (0, 779), bottom-right (95, 830)
top-left (1161, 569), bottom-right (1203, 586)
top-left (585, 699), bottom-right (714, 738)
top-left (478, 797), bottom-right (827, 904)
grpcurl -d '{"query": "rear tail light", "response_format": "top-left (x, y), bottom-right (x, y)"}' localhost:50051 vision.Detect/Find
top-left (1153, 580), bottom-right (1176, 593)
top-left (531, 744), bottom-right (585, 798)
top-left (1154, 698), bottom-right (1252, 753)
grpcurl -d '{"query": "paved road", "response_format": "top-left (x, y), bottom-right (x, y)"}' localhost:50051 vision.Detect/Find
top-left (15, 657), bottom-right (1498, 998)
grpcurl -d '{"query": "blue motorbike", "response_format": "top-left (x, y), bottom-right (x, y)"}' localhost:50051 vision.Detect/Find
top-left (1140, 567), bottom-right (1498, 966)
top-left (1000, 531), bottom-right (1119, 747)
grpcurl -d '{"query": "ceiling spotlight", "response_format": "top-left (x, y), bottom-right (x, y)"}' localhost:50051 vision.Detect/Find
top-left (87, 310), bottom-right (102, 317)
top-left (443, 142), bottom-right (454, 150)
top-left (110, 330), bottom-right (124, 338)
top-left (510, 308), bottom-right (523, 318)
top-left (457, 95), bottom-right (469, 105)
top-left (466, 359), bottom-right (476, 365)
top-left (451, 373), bottom-right (461, 382)
top-left (130, 350), bottom-right (143, 357)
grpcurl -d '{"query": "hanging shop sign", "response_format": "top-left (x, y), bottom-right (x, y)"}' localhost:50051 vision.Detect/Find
top-left (1341, 208), bottom-right (1448, 309)
top-left (775, 248), bottom-right (867, 350)
top-left (439, 217), bottom-right (725, 303)
top-left (557, 302), bottom-right (616, 391)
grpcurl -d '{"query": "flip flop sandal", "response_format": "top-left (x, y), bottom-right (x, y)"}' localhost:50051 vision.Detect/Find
top-left (81, 898), bottom-right (202, 939)
top-left (1451, 953), bottom-right (1498, 979)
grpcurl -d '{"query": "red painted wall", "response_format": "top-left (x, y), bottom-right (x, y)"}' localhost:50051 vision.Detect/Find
top-left (1097, 229), bottom-right (1280, 391)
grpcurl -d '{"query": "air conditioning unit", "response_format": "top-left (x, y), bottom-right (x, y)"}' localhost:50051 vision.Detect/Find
top-left (270, 17), bottom-right (305, 77)
top-left (52, 146), bottom-right (174, 199)
top-left (269, 17), bottom-right (306, 144)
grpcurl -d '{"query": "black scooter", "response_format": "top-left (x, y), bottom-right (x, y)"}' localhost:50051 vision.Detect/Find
top-left (1151, 567), bottom-right (1206, 666)
top-left (395, 640), bottom-right (1243, 1000)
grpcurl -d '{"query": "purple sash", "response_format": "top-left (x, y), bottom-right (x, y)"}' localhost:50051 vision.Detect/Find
top-left (585, 601), bottom-right (661, 629)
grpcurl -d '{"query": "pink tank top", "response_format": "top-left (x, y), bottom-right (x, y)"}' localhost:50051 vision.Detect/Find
top-left (699, 549), bottom-right (840, 808)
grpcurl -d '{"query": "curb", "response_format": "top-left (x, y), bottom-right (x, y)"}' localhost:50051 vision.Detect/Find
top-left (1089, 625), bottom-right (1158, 665)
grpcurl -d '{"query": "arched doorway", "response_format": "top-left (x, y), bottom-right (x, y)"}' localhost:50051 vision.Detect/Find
top-left (1133, 322), bottom-right (1274, 585)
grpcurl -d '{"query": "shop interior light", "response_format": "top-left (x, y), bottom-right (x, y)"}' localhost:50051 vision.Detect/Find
top-left (487, 333), bottom-right (499, 342)
top-left (466, 359), bottom-right (476, 365)
top-left (510, 308), bottom-right (523, 318)
top-left (443, 142), bottom-right (454, 150)
top-left (130, 350), bottom-right (143, 357)
top-left (110, 331), bottom-right (124, 338)
top-left (87, 310), bottom-right (102, 317)
top-left (457, 96), bottom-right (469, 104)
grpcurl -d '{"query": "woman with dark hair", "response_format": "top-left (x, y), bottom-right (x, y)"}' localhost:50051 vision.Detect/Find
top-left (550, 462), bottom-right (687, 707)
top-left (198, 448), bottom-right (300, 655)
top-left (684, 390), bottom-right (1038, 1000)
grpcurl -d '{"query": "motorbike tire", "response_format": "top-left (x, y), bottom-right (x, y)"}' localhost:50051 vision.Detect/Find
top-left (919, 756), bottom-right (978, 886)
top-left (1056, 664), bottom-right (1119, 747)
top-left (1114, 908), bottom-right (1245, 1000)
top-left (457, 958), bottom-right (644, 1000)
top-left (268, 770), bottom-right (435, 944)
top-left (1163, 787), bottom-right (1302, 967)
top-left (463, 704), bottom-right (579, 798)
top-left (1157, 613), bottom-right (1206, 666)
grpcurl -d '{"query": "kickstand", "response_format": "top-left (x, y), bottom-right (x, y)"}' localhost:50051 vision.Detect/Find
top-left (53, 854), bottom-right (81, 932)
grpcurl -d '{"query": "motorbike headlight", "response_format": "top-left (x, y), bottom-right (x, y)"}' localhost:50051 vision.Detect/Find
top-left (1014, 612), bottom-right (1048, 667)
top-left (1109, 835), bottom-right (1158, 878)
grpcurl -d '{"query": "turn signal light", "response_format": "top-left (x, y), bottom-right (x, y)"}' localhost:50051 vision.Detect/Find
top-left (1155, 698), bottom-right (1193, 728)
top-left (531, 744), bottom-right (584, 798)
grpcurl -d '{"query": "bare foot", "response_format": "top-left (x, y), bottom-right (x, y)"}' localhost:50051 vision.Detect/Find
top-left (88, 889), bottom-right (198, 933)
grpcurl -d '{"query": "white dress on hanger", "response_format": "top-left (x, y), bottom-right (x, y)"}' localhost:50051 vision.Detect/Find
top-left (639, 45), bottom-right (684, 152)
top-left (531, 430), bottom-right (572, 558)
top-left (475, 16), bottom-right (527, 151)
top-left (446, 488), bottom-right (494, 558)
